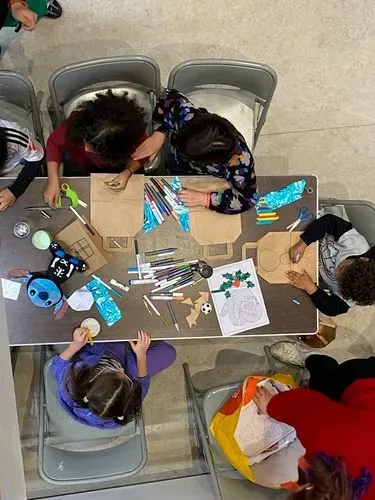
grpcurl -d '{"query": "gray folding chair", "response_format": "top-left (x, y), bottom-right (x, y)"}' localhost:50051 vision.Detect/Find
top-left (167, 59), bottom-right (277, 151)
top-left (320, 198), bottom-right (375, 246)
top-left (38, 346), bottom-right (147, 485)
top-left (183, 346), bottom-right (293, 500)
top-left (0, 70), bottom-right (45, 149)
top-left (48, 56), bottom-right (162, 173)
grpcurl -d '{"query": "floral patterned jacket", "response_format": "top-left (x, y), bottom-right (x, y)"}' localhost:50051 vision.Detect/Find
top-left (153, 88), bottom-right (257, 214)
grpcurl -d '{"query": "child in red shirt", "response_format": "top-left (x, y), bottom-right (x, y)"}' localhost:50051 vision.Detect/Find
top-left (44, 90), bottom-right (149, 207)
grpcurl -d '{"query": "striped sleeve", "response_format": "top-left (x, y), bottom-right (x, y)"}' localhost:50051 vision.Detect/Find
top-left (0, 119), bottom-right (44, 163)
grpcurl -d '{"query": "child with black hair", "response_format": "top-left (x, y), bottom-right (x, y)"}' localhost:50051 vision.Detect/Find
top-left (286, 214), bottom-right (375, 316)
top-left (44, 90), bottom-right (150, 208)
top-left (132, 88), bottom-right (257, 215)
top-left (51, 328), bottom-right (176, 429)
top-left (0, 119), bottom-right (44, 211)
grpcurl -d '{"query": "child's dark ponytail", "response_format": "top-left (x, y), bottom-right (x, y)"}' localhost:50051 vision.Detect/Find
top-left (65, 362), bottom-right (142, 425)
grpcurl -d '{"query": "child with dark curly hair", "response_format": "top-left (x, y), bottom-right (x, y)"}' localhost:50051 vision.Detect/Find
top-left (44, 90), bottom-right (149, 207)
top-left (51, 328), bottom-right (176, 429)
top-left (286, 214), bottom-right (375, 316)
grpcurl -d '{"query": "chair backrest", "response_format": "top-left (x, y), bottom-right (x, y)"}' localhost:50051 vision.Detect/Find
top-left (320, 199), bottom-right (375, 247)
top-left (49, 56), bottom-right (161, 125)
top-left (43, 358), bottom-right (136, 451)
top-left (168, 59), bottom-right (277, 145)
top-left (0, 70), bottom-right (45, 148)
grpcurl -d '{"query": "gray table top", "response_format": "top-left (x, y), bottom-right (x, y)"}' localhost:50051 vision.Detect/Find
top-left (0, 175), bottom-right (318, 346)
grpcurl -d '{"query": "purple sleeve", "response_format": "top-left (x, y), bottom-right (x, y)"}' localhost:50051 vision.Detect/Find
top-left (50, 355), bottom-right (72, 384)
top-left (139, 375), bottom-right (151, 400)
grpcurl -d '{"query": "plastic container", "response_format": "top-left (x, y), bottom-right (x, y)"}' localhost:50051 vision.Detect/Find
top-left (32, 230), bottom-right (52, 250)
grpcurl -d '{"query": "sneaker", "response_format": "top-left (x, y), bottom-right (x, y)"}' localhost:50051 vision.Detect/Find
top-left (270, 341), bottom-right (313, 367)
top-left (46, 0), bottom-right (62, 19)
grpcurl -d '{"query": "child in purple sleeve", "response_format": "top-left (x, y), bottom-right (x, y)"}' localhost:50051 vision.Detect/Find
top-left (51, 328), bottom-right (176, 429)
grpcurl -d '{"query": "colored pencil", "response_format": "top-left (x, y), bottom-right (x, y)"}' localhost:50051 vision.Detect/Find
top-left (143, 295), bottom-right (168, 326)
top-left (145, 247), bottom-right (177, 256)
top-left (69, 206), bottom-right (95, 235)
top-left (92, 274), bottom-right (122, 298)
top-left (168, 278), bottom-right (196, 293)
top-left (167, 301), bottom-right (179, 332)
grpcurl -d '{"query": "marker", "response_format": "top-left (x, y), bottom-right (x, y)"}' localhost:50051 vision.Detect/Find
top-left (129, 279), bottom-right (157, 285)
top-left (134, 240), bottom-right (142, 280)
top-left (110, 279), bottom-right (129, 292)
top-left (151, 295), bottom-right (184, 301)
top-left (145, 247), bottom-right (177, 256)
top-left (69, 206), bottom-right (95, 235)
top-left (168, 278), bottom-right (196, 293)
top-left (142, 298), bottom-right (153, 315)
top-left (142, 295), bottom-right (168, 326)
top-left (167, 301), bottom-right (179, 332)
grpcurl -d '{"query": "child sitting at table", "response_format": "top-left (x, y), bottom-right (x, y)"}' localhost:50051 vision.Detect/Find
top-left (51, 328), bottom-right (176, 428)
top-left (43, 90), bottom-right (150, 208)
top-left (0, 119), bottom-right (44, 211)
top-left (287, 214), bottom-right (375, 316)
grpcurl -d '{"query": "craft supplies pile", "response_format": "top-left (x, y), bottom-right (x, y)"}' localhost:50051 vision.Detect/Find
top-left (2, 173), bottom-right (327, 338)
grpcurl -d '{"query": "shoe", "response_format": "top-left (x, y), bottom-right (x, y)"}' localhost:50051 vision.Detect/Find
top-left (46, 0), bottom-right (62, 19)
top-left (270, 341), bottom-right (313, 367)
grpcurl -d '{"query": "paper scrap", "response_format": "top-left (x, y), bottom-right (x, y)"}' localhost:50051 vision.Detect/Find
top-left (67, 286), bottom-right (94, 311)
top-left (181, 298), bottom-right (194, 306)
top-left (194, 296), bottom-right (206, 311)
top-left (186, 308), bottom-right (199, 328)
top-left (199, 291), bottom-right (210, 302)
top-left (1, 278), bottom-right (21, 300)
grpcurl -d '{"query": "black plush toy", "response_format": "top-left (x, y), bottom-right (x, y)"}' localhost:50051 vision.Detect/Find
top-left (8, 242), bottom-right (87, 319)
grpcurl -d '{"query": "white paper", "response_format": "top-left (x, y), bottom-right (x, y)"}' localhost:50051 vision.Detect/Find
top-left (208, 258), bottom-right (269, 336)
top-left (67, 286), bottom-right (94, 311)
top-left (1, 278), bottom-right (21, 300)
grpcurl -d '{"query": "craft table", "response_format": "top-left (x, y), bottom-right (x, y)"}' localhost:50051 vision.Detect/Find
top-left (0, 175), bottom-right (318, 346)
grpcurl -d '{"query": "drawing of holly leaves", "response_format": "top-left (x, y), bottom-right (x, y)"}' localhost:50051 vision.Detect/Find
top-left (219, 270), bottom-right (254, 298)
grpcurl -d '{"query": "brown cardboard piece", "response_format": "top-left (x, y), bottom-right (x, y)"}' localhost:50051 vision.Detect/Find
top-left (90, 174), bottom-right (144, 252)
top-left (242, 231), bottom-right (317, 284)
top-left (56, 220), bottom-right (111, 275)
top-left (184, 180), bottom-right (242, 259)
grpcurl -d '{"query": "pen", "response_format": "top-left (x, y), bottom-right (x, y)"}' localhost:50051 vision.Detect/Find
top-left (142, 295), bottom-right (168, 326)
top-left (69, 206), bottom-right (95, 235)
top-left (166, 301), bottom-right (179, 332)
top-left (134, 239), bottom-right (142, 279)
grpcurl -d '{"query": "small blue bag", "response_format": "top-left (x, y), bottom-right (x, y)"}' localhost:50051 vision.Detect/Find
top-left (257, 179), bottom-right (306, 210)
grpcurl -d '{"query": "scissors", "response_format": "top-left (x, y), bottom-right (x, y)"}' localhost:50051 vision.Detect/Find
top-left (286, 206), bottom-right (313, 232)
top-left (56, 183), bottom-right (88, 209)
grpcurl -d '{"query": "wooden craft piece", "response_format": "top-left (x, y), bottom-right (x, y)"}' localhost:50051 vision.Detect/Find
top-left (241, 232), bottom-right (317, 284)
top-left (186, 308), bottom-right (199, 328)
top-left (90, 174), bottom-right (144, 252)
top-left (199, 291), bottom-right (210, 301)
top-left (181, 298), bottom-right (194, 306)
top-left (194, 296), bottom-right (206, 311)
top-left (184, 180), bottom-right (242, 260)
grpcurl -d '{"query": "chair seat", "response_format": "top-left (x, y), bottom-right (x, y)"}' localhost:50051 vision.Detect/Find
top-left (186, 89), bottom-right (257, 151)
top-left (39, 358), bottom-right (147, 484)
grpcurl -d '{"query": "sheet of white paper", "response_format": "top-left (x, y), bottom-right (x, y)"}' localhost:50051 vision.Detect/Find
top-left (208, 258), bottom-right (269, 336)
top-left (1, 278), bottom-right (21, 300)
top-left (67, 286), bottom-right (94, 311)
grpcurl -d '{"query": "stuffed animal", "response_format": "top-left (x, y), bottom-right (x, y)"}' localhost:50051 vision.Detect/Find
top-left (8, 242), bottom-right (87, 319)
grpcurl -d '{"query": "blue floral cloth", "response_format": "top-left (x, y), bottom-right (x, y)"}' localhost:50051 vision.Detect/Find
top-left (153, 89), bottom-right (257, 214)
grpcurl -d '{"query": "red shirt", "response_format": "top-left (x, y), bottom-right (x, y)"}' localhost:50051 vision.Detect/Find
top-left (268, 379), bottom-right (375, 499)
top-left (46, 118), bottom-right (148, 169)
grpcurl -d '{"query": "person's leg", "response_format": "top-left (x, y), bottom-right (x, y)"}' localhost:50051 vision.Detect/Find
top-left (146, 341), bottom-right (176, 377)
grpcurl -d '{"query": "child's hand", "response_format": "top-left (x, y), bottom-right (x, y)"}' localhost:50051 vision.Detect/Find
top-left (106, 171), bottom-right (130, 192)
top-left (289, 239), bottom-right (307, 263)
top-left (178, 189), bottom-right (207, 207)
top-left (286, 269), bottom-right (317, 295)
top-left (0, 189), bottom-right (16, 211)
top-left (72, 328), bottom-right (89, 347)
top-left (11, 3), bottom-right (37, 30)
top-left (43, 180), bottom-right (61, 208)
top-left (130, 330), bottom-right (151, 357)
top-left (253, 386), bottom-right (274, 415)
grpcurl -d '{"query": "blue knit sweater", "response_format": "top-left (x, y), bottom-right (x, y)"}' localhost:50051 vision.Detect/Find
top-left (51, 342), bottom-right (150, 429)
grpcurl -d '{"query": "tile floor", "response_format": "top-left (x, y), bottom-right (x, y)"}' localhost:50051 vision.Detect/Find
top-left (2, 0), bottom-right (375, 497)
